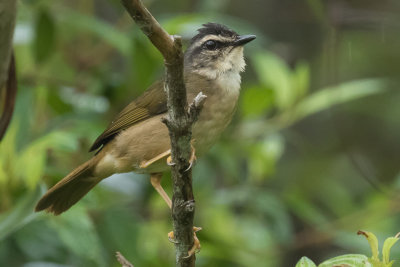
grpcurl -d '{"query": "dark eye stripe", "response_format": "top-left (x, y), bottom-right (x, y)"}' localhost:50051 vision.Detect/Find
top-left (185, 38), bottom-right (232, 63)
top-left (202, 39), bottom-right (230, 50)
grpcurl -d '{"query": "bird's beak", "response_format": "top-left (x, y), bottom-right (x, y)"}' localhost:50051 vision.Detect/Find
top-left (233, 35), bottom-right (256, 46)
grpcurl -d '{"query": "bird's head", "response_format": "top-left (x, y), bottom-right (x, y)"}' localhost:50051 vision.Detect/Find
top-left (185, 23), bottom-right (256, 79)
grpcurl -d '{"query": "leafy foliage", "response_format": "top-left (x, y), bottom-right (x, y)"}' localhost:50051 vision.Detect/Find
top-left (1, 0), bottom-right (400, 266)
top-left (296, 231), bottom-right (400, 267)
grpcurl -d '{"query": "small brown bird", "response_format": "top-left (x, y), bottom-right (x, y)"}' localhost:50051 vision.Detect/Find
top-left (35, 23), bottom-right (255, 216)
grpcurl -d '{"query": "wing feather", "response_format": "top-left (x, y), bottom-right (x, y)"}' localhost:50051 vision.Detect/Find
top-left (89, 81), bottom-right (167, 152)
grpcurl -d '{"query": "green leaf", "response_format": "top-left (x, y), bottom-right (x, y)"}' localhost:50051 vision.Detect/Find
top-left (48, 206), bottom-right (106, 266)
top-left (241, 86), bottom-right (274, 117)
top-left (252, 51), bottom-right (294, 110)
top-left (292, 79), bottom-right (385, 123)
top-left (17, 144), bottom-right (46, 190)
top-left (318, 254), bottom-right (371, 267)
top-left (0, 121), bottom-right (18, 186)
top-left (247, 133), bottom-right (284, 181)
top-left (382, 235), bottom-right (399, 265)
top-left (0, 186), bottom-right (43, 240)
top-left (285, 192), bottom-right (328, 225)
top-left (292, 61), bottom-right (310, 100)
top-left (17, 131), bottom-right (78, 189)
top-left (42, 130), bottom-right (80, 152)
top-left (33, 8), bottom-right (56, 63)
top-left (295, 256), bottom-right (317, 267)
top-left (358, 230), bottom-right (379, 261)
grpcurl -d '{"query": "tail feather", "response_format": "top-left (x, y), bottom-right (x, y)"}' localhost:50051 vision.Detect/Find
top-left (35, 159), bottom-right (101, 215)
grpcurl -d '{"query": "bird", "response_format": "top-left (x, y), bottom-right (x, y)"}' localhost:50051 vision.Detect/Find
top-left (35, 23), bottom-right (255, 250)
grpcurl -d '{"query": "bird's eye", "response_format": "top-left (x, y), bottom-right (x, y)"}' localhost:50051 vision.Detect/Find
top-left (204, 40), bottom-right (218, 50)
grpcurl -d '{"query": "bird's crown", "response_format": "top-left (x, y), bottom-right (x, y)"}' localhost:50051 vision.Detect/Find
top-left (190, 23), bottom-right (238, 44)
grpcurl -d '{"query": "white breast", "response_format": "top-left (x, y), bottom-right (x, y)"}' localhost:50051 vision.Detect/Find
top-left (192, 70), bottom-right (241, 155)
top-left (216, 70), bottom-right (242, 95)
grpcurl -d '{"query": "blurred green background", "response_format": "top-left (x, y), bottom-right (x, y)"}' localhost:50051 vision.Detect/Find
top-left (1, 0), bottom-right (400, 266)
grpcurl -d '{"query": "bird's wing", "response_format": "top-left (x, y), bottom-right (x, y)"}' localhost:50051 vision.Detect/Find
top-left (89, 80), bottom-right (167, 152)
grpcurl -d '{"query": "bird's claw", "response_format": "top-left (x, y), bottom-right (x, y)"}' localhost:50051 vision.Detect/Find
top-left (193, 226), bottom-right (202, 233)
top-left (167, 156), bottom-right (175, 166)
top-left (184, 159), bottom-right (194, 172)
top-left (168, 227), bottom-right (202, 257)
top-left (184, 143), bottom-right (197, 172)
top-left (183, 229), bottom-right (201, 258)
top-left (168, 231), bottom-right (179, 243)
top-left (166, 140), bottom-right (197, 171)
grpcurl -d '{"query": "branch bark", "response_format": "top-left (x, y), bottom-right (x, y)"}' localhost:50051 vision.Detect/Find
top-left (121, 1), bottom-right (206, 266)
top-left (0, 0), bottom-right (16, 88)
top-left (0, 53), bottom-right (17, 141)
top-left (0, 0), bottom-right (17, 141)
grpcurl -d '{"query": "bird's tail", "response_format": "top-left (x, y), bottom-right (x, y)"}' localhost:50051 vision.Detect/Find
top-left (35, 158), bottom-right (101, 215)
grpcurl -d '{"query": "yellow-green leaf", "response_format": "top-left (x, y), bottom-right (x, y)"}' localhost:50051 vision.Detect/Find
top-left (295, 256), bottom-right (317, 267)
top-left (319, 254), bottom-right (371, 267)
top-left (382, 235), bottom-right (399, 264)
top-left (292, 79), bottom-right (385, 123)
top-left (241, 86), bottom-right (274, 118)
top-left (358, 230), bottom-right (379, 261)
top-left (252, 51), bottom-right (294, 110)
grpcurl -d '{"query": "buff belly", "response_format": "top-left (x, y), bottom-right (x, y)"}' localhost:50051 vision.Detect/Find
top-left (94, 71), bottom-right (240, 177)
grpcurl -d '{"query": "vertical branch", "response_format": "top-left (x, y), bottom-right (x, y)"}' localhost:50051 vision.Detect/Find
top-left (0, 0), bottom-right (17, 89)
top-left (121, 1), bottom-right (206, 266)
top-left (162, 36), bottom-right (195, 266)
top-left (0, 53), bottom-right (17, 141)
top-left (0, 0), bottom-right (18, 141)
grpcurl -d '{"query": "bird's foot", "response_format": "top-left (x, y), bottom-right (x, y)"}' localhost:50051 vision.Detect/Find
top-left (185, 144), bottom-right (197, 172)
top-left (168, 226), bottom-right (202, 257)
top-left (166, 140), bottom-right (197, 171)
top-left (166, 155), bottom-right (175, 166)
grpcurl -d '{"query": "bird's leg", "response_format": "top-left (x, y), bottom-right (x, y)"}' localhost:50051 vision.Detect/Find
top-left (140, 149), bottom-right (171, 169)
top-left (150, 173), bottom-right (202, 256)
top-left (186, 227), bottom-right (202, 258)
top-left (150, 173), bottom-right (171, 208)
top-left (146, 148), bottom-right (201, 257)
top-left (166, 139), bottom-right (197, 170)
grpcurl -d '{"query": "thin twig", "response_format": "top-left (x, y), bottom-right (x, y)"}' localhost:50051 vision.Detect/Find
top-left (116, 251), bottom-right (134, 267)
top-left (121, 0), bottom-right (175, 61)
